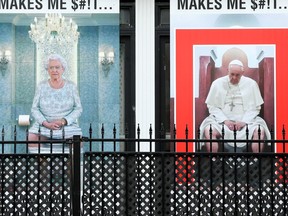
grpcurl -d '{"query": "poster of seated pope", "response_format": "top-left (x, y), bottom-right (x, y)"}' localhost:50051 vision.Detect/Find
top-left (194, 45), bottom-right (274, 152)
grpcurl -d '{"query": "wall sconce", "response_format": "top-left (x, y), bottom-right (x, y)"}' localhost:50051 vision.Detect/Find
top-left (0, 50), bottom-right (11, 75)
top-left (99, 51), bottom-right (114, 74)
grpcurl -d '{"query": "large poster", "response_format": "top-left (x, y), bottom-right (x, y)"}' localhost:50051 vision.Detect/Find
top-left (0, 0), bottom-right (119, 152)
top-left (171, 0), bottom-right (288, 152)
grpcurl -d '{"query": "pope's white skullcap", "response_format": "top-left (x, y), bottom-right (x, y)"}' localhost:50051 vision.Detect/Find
top-left (229, 59), bottom-right (243, 67)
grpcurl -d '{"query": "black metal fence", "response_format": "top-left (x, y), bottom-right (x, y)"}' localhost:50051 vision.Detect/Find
top-left (0, 125), bottom-right (287, 215)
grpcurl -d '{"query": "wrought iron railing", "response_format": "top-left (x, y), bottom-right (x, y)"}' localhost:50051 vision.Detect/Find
top-left (0, 124), bottom-right (287, 215)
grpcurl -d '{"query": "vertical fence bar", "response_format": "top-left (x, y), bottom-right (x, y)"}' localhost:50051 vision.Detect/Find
top-left (136, 124), bottom-right (141, 216)
top-left (61, 127), bottom-right (65, 216)
top-left (88, 123), bottom-right (92, 216)
top-left (246, 125), bottom-right (251, 215)
top-left (233, 127), bottom-right (238, 215)
top-left (196, 127), bottom-right (201, 216)
top-left (1, 126), bottom-right (4, 214)
top-left (173, 124), bottom-right (176, 151)
top-left (101, 124), bottom-right (105, 215)
top-left (185, 125), bottom-right (189, 215)
top-left (113, 124), bottom-right (117, 215)
top-left (101, 124), bottom-right (104, 152)
top-left (195, 127), bottom-right (200, 152)
top-left (282, 126), bottom-right (287, 216)
top-left (25, 128), bottom-right (29, 214)
top-left (49, 130), bottom-right (53, 214)
top-left (149, 125), bottom-right (153, 216)
top-left (270, 127), bottom-right (275, 215)
top-left (25, 128), bottom-right (29, 153)
top-left (208, 125), bottom-right (213, 215)
top-left (13, 126), bottom-right (16, 214)
top-left (173, 125), bottom-right (177, 216)
top-left (1, 126), bottom-right (3, 153)
top-left (72, 135), bottom-right (81, 216)
top-left (124, 126), bottom-right (129, 216)
top-left (137, 124), bottom-right (140, 152)
top-left (221, 124), bottom-right (226, 215)
top-left (37, 127), bottom-right (41, 214)
top-left (150, 124), bottom-right (153, 152)
top-left (283, 125), bottom-right (286, 152)
top-left (258, 125), bottom-right (263, 216)
top-left (285, 154), bottom-right (287, 216)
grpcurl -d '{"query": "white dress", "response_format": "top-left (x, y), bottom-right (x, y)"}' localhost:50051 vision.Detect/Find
top-left (29, 79), bottom-right (82, 139)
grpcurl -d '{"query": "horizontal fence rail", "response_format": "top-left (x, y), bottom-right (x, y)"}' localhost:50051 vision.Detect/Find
top-left (0, 124), bottom-right (287, 215)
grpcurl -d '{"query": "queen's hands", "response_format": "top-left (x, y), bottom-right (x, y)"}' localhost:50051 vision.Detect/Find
top-left (42, 119), bottom-right (64, 130)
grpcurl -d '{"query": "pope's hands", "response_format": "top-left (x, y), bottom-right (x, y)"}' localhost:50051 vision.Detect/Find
top-left (234, 121), bottom-right (246, 131)
top-left (224, 120), bottom-right (246, 131)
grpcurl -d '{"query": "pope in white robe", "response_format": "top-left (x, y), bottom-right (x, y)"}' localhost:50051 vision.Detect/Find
top-left (199, 60), bottom-right (271, 152)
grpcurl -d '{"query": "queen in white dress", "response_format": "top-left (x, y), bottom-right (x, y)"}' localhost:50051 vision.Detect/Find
top-left (28, 54), bottom-right (82, 152)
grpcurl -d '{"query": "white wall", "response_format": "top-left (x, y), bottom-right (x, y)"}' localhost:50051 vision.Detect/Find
top-left (135, 0), bottom-right (155, 151)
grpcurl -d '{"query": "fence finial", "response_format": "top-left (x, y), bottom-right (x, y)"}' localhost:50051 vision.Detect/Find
top-left (137, 124), bottom-right (140, 138)
top-left (101, 123), bottom-right (105, 138)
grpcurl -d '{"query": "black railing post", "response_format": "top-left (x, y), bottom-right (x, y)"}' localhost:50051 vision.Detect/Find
top-left (72, 135), bottom-right (81, 216)
top-left (1, 126), bottom-right (4, 214)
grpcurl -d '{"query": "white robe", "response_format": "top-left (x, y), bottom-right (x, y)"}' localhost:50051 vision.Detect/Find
top-left (199, 75), bottom-right (271, 147)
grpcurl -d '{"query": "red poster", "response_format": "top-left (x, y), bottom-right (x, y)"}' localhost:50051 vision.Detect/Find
top-left (175, 28), bottom-right (288, 153)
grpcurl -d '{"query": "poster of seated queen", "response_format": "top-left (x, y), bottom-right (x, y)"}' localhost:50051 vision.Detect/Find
top-left (170, 0), bottom-right (288, 153)
top-left (0, 0), bottom-right (120, 153)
